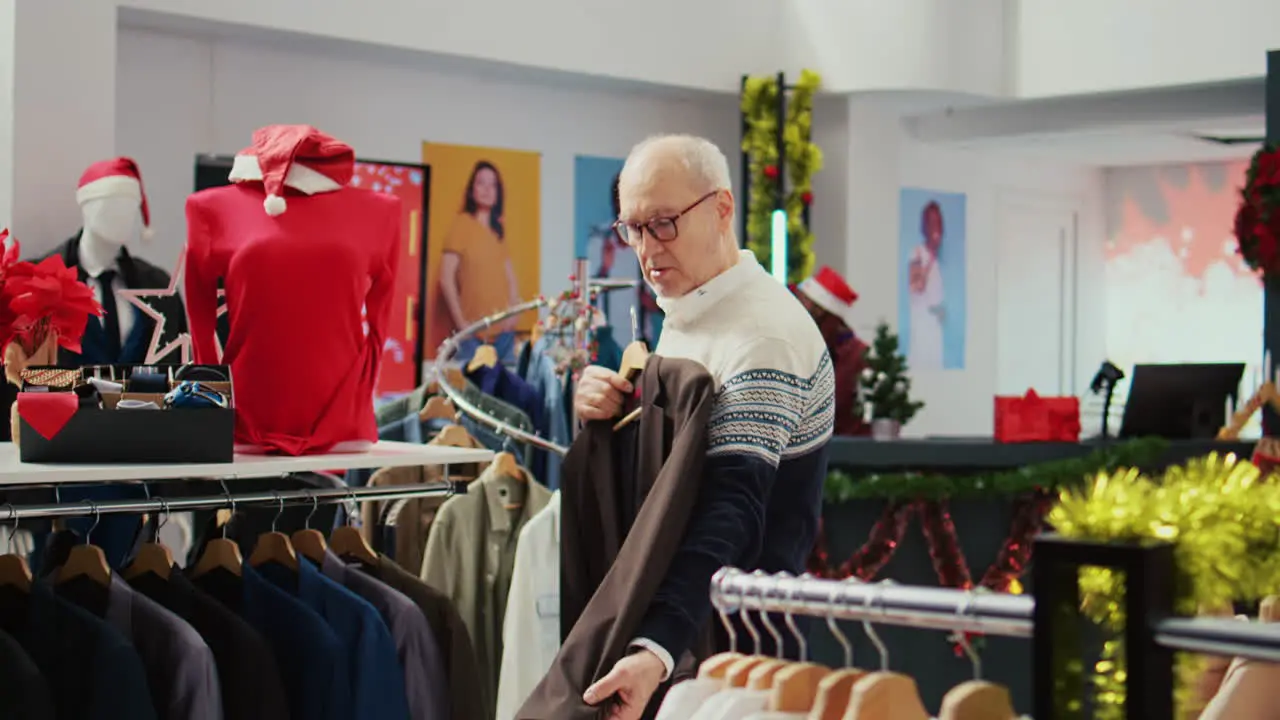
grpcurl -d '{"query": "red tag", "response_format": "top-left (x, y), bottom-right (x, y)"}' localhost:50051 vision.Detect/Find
top-left (17, 393), bottom-right (79, 440)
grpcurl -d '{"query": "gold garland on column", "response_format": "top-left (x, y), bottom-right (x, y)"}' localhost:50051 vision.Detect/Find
top-left (740, 70), bottom-right (823, 283)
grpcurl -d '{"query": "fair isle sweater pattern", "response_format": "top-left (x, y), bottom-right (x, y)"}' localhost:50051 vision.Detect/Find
top-left (707, 350), bottom-right (835, 466)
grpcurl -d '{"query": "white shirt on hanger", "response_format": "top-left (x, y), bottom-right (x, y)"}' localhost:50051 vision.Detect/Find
top-left (688, 689), bottom-right (769, 720)
top-left (654, 678), bottom-right (722, 720)
top-left (495, 492), bottom-right (561, 720)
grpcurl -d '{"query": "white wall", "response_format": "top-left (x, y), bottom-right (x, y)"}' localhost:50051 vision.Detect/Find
top-left (836, 97), bottom-right (1107, 437)
top-left (114, 27), bottom-right (739, 296)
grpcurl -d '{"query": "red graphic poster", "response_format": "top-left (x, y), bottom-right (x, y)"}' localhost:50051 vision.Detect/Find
top-left (351, 162), bottom-right (429, 397)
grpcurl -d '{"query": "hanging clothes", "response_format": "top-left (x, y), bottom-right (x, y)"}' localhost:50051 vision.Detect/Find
top-left (522, 337), bottom-right (572, 489)
top-left (0, 582), bottom-right (156, 720)
top-left (357, 553), bottom-right (490, 720)
top-left (318, 550), bottom-right (446, 720)
top-left (254, 558), bottom-right (409, 720)
top-left (363, 431), bottom-right (490, 573)
top-left (421, 464), bottom-right (553, 709)
top-left (191, 564), bottom-right (348, 720)
top-left (593, 326), bottom-right (623, 372)
top-left (465, 363), bottom-right (544, 444)
top-left (495, 492), bottom-right (562, 720)
top-left (129, 569), bottom-right (289, 720)
top-left (0, 625), bottom-right (54, 720)
top-left (518, 356), bottom-right (718, 720)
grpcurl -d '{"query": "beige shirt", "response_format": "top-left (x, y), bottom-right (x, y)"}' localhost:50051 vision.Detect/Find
top-left (363, 433), bottom-right (488, 574)
top-left (420, 464), bottom-right (552, 704)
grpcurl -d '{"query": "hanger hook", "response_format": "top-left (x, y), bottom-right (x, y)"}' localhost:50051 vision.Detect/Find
top-left (344, 486), bottom-right (361, 528)
top-left (784, 573), bottom-right (808, 662)
top-left (759, 573), bottom-right (785, 659)
top-left (304, 491), bottom-right (319, 530)
top-left (740, 570), bottom-right (763, 655)
top-left (154, 497), bottom-right (170, 541)
top-left (954, 589), bottom-right (983, 680)
top-left (828, 578), bottom-right (854, 668)
top-left (2, 503), bottom-right (17, 553)
top-left (81, 500), bottom-right (101, 545)
top-left (270, 491), bottom-right (285, 533)
top-left (711, 569), bottom-right (738, 654)
top-left (861, 580), bottom-right (891, 671)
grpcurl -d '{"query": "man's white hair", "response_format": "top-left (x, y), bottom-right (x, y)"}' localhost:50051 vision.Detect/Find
top-left (621, 134), bottom-right (733, 193)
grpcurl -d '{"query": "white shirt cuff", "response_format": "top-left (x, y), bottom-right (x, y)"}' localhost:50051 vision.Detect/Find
top-left (629, 638), bottom-right (674, 681)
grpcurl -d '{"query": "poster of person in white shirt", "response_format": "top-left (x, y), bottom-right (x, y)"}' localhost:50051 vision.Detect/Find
top-left (898, 188), bottom-right (967, 370)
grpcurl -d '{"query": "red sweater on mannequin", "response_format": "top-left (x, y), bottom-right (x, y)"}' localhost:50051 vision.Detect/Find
top-left (184, 126), bottom-right (401, 455)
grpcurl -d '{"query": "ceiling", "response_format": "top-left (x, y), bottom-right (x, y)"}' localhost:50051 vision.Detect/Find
top-left (948, 126), bottom-right (1260, 167)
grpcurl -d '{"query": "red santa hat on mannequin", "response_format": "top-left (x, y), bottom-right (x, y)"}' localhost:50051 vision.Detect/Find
top-left (75, 157), bottom-right (153, 241)
top-left (797, 266), bottom-right (859, 328)
top-left (228, 124), bottom-right (354, 216)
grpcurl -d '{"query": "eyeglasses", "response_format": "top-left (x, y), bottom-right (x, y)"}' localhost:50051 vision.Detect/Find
top-left (612, 190), bottom-right (718, 246)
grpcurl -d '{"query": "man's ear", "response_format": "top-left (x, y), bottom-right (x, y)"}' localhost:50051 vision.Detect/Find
top-left (715, 189), bottom-right (735, 230)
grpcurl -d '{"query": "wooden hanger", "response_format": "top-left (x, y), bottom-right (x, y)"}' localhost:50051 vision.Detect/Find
top-left (746, 659), bottom-right (792, 691)
top-left (466, 345), bottom-right (499, 373)
top-left (248, 494), bottom-right (299, 571)
top-left (291, 493), bottom-right (328, 565)
top-left (190, 495), bottom-right (244, 578)
top-left (618, 341), bottom-right (649, 382)
top-left (122, 501), bottom-right (175, 581)
top-left (55, 502), bottom-right (111, 587)
top-left (435, 423), bottom-right (475, 448)
top-left (808, 669), bottom-right (867, 720)
top-left (724, 656), bottom-right (772, 688)
top-left (843, 673), bottom-right (929, 720)
top-left (938, 681), bottom-right (1016, 720)
top-left (531, 323), bottom-right (545, 343)
top-left (331, 490), bottom-right (377, 566)
top-left (698, 653), bottom-right (745, 679)
top-left (0, 506), bottom-right (31, 592)
top-left (491, 451), bottom-right (525, 482)
top-left (770, 663), bottom-right (831, 712)
top-left (420, 395), bottom-right (457, 422)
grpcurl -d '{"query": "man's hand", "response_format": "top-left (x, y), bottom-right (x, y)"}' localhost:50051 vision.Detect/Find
top-left (574, 365), bottom-right (633, 421)
top-left (583, 649), bottom-right (666, 720)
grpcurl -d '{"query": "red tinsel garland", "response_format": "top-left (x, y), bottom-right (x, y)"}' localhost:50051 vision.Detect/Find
top-left (808, 500), bottom-right (916, 580)
top-left (977, 491), bottom-right (1053, 592)
top-left (918, 500), bottom-right (973, 590)
top-left (1234, 145), bottom-right (1280, 279)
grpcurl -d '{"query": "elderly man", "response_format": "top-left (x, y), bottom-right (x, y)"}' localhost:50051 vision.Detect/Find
top-left (576, 134), bottom-right (834, 718)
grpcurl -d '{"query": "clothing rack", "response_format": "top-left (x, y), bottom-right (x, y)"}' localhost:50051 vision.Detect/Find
top-left (717, 535), bottom-right (1280, 720)
top-left (0, 482), bottom-right (458, 522)
top-left (432, 274), bottom-right (640, 459)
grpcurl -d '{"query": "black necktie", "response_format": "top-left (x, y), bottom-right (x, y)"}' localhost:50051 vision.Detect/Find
top-left (98, 270), bottom-right (121, 360)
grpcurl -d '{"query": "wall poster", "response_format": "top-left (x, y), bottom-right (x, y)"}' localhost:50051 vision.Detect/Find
top-left (897, 187), bottom-right (967, 371)
top-left (422, 142), bottom-right (541, 363)
top-left (572, 155), bottom-right (660, 344)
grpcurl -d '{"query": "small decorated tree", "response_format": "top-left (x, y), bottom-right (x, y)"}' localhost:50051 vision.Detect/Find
top-left (860, 322), bottom-right (924, 428)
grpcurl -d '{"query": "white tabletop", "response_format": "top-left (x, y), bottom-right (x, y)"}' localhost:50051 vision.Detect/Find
top-left (0, 441), bottom-right (494, 486)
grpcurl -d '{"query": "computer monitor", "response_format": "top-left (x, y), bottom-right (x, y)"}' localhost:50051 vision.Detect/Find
top-left (1118, 363), bottom-right (1245, 440)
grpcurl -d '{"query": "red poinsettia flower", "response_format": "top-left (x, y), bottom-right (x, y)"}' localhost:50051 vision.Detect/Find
top-left (763, 165), bottom-right (779, 179)
top-left (801, 191), bottom-right (814, 205)
top-left (7, 255), bottom-right (103, 354)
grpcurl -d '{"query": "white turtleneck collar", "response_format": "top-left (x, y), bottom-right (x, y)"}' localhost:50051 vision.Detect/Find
top-left (656, 250), bottom-right (765, 328)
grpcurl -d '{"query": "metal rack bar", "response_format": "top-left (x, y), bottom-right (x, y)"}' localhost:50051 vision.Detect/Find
top-left (1156, 617), bottom-right (1280, 663)
top-left (711, 568), bottom-right (1034, 638)
top-left (431, 277), bottom-right (639, 458)
top-left (0, 482), bottom-right (457, 521)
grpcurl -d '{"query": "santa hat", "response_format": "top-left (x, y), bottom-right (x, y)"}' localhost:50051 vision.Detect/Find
top-left (228, 125), bottom-right (353, 216)
top-left (797, 266), bottom-right (859, 328)
top-left (76, 157), bottom-right (153, 241)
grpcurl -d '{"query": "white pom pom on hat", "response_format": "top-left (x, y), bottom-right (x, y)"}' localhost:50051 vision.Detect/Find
top-left (264, 194), bottom-right (287, 216)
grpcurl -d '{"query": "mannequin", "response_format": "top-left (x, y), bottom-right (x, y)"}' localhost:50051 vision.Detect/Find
top-left (185, 125), bottom-right (400, 456)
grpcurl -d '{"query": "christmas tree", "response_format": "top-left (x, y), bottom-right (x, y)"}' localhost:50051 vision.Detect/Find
top-left (860, 322), bottom-right (925, 424)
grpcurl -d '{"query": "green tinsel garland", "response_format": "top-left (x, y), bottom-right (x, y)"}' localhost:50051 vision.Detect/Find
top-left (824, 437), bottom-right (1169, 502)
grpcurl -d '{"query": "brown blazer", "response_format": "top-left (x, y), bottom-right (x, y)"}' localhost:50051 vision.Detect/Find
top-left (517, 356), bottom-right (718, 720)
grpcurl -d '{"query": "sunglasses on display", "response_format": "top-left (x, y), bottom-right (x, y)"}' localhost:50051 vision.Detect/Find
top-left (611, 190), bottom-right (717, 246)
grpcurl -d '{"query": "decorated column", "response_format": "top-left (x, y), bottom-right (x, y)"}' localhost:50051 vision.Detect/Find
top-left (1265, 49), bottom-right (1280, 433)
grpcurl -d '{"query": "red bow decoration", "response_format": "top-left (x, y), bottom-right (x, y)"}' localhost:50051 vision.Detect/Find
top-left (5, 254), bottom-right (103, 355)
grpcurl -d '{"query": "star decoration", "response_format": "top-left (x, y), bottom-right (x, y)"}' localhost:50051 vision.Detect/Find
top-left (119, 249), bottom-right (191, 364)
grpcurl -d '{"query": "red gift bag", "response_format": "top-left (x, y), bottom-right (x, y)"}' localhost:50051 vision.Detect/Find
top-left (994, 389), bottom-right (1081, 443)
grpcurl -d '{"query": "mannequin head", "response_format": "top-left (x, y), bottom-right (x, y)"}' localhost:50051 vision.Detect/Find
top-left (81, 196), bottom-right (143, 249)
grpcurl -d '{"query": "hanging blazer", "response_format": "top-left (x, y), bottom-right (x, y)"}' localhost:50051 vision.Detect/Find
top-left (516, 355), bottom-right (718, 720)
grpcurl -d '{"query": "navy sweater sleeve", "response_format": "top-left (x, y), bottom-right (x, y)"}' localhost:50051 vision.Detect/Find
top-left (635, 337), bottom-right (810, 663)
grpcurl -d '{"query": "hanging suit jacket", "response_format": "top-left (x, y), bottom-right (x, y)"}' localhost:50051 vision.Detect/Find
top-left (517, 355), bottom-right (718, 720)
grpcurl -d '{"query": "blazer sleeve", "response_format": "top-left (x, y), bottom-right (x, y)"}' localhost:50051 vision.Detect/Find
top-left (183, 198), bottom-right (220, 364)
top-left (634, 336), bottom-right (809, 666)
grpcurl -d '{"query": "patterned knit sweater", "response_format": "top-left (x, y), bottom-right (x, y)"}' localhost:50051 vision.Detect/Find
top-left (633, 251), bottom-right (834, 672)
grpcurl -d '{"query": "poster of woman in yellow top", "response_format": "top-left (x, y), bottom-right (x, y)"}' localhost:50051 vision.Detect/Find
top-left (423, 142), bottom-right (541, 361)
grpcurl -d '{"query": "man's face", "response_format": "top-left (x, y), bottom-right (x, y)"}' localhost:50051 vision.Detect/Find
top-left (618, 156), bottom-right (732, 298)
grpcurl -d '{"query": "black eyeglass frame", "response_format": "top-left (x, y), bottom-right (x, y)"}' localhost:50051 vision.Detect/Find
top-left (611, 190), bottom-right (719, 246)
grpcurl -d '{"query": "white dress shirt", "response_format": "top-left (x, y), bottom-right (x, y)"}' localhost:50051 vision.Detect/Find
top-left (495, 492), bottom-right (561, 720)
top-left (654, 678), bottom-right (722, 720)
top-left (688, 689), bottom-right (769, 720)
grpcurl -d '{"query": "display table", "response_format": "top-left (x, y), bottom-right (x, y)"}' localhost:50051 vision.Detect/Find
top-left (0, 440), bottom-right (493, 486)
